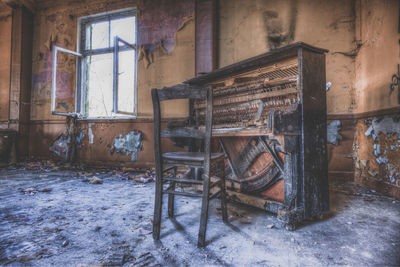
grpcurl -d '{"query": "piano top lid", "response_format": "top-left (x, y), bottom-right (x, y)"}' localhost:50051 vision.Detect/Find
top-left (184, 42), bottom-right (329, 85)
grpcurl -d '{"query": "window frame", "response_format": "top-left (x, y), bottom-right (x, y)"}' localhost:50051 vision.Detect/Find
top-left (77, 7), bottom-right (138, 119)
top-left (51, 46), bottom-right (82, 116)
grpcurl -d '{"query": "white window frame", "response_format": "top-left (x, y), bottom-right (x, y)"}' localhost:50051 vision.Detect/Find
top-left (51, 8), bottom-right (138, 119)
top-left (51, 46), bottom-right (82, 116)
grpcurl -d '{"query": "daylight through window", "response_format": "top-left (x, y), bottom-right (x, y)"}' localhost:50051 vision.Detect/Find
top-left (80, 9), bottom-right (137, 117)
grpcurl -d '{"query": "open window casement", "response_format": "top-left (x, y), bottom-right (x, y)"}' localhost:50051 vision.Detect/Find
top-left (112, 36), bottom-right (137, 116)
top-left (51, 37), bottom-right (137, 117)
top-left (52, 8), bottom-right (137, 118)
top-left (51, 46), bottom-right (83, 116)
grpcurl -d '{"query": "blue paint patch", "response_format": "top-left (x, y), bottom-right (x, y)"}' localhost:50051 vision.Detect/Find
top-left (110, 131), bottom-right (143, 161)
top-left (75, 132), bottom-right (85, 144)
top-left (327, 120), bottom-right (342, 145)
top-left (376, 156), bottom-right (388, 165)
top-left (373, 144), bottom-right (380, 156)
top-left (57, 102), bottom-right (69, 111)
top-left (365, 125), bottom-right (373, 137)
top-left (326, 81), bottom-right (332, 91)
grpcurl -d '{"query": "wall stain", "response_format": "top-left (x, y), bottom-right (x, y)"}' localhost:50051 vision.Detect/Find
top-left (354, 115), bottom-right (400, 199)
top-left (110, 131), bottom-right (143, 161)
top-left (327, 120), bottom-right (342, 145)
top-left (263, 0), bottom-right (297, 50)
top-left (138, 0), bottom-right (194, 55)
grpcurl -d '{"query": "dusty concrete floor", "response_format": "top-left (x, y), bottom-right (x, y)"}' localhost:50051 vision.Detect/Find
top-left (0, 164), bottom-right (399, 266)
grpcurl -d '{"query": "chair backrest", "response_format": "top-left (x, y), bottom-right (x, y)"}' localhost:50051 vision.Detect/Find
top-left (151, 84), bottom-right (213, 170)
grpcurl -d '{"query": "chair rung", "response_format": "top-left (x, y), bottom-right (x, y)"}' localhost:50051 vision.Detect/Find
top-left (162, 177), bottom-right (203, 184)
top-left (162, 166), bottom-right (175, 173)
top-left (209, 179), bottom-right (222, 189)
top-left (209, 190), bottom-right (221, 200)
top-left (163, 190), bottom-right (202, 198)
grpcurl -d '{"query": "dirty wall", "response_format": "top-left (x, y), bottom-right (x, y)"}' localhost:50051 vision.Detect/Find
top-left (29, 0), bottom-right (194, 166)
top-left (218, 0), bottom-right (400, 199)
top-left (23, 0), bottom-right (400, 198)
top-left (29, 0), bottom-right (358, 167)
top-left (218, 0), bottom-right (357, 179)
top-left (0, 6), bottom-right (12, 126)
top-left (352, 0), bottom-right (400, 199)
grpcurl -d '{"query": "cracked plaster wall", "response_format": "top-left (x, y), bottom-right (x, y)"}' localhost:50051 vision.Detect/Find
top-left (352, 0), bottom-right (400, 198)
top-left (218, 0), bottom-right (357, 114)
top-left (218, 0), bottom-right (400, 199)
top-left (0, 7), bottom-right (12, 124)
top-left (355, 0), bottom-right (400, 113)
top-left (28, 0), bottom-right (194, 165)
top-left (11, 0), bottom-right (400, 191)
top-left (354, 116), bottom-right (400, 199)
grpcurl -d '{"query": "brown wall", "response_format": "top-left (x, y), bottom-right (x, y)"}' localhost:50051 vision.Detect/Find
top-left (0, 7), bottom-right (12, 125)
top-left (4, 0), bottom-right (399, 197)
top-left (217, 0), bottom-right (400, 199)
top-left (352, 0), bottom-right (400, 199)
top-left (218, 0), bottom-right (357, 114)
top-left (355, 0), bottom-right (400, 113)
top-left (29, 0), bottom-right (194, 165)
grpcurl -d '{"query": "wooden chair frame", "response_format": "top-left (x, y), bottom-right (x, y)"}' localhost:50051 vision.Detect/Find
top-left (151, 84), bottom-right (228, 247)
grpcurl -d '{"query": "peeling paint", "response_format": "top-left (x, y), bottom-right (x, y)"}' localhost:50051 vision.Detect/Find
top-left (376, 156), bottom-right (388, 165)
top-left (327, 120), bottom-right (342, 145)
top-left (355, 115), bottom-right (400, 199)
top-left (57, 102), bottom-right (69, 111)
top-left (88, 123), bottom-right (94, 144)
top-left (110, 131), bottom-right (143, 161)
top-left (49, 134), bottom-right (69, 160)
top-left (138, 0), bottom-right (194, 55)
top-left (388, 163), bottom-right (399, 183)
top-left (75, 131), bottom-right (85, 145)
top-left (373, 144), bottom-right (381, 156)
top-left (326, 81), bottom-right (332, 91)
top-left (366, 117), bottom-right (400, 137)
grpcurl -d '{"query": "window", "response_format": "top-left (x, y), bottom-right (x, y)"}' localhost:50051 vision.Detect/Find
top-left (51, 8), bottom-right (137, 118)
top-left (80, 8), bottom-right (137, 117)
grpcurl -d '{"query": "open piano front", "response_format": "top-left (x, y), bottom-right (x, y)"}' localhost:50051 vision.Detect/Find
top-left (181, 42), bottom-right (330, 229)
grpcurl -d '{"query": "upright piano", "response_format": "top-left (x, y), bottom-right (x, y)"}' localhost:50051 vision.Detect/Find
top-left (184, 42), bottom-right (329, 229)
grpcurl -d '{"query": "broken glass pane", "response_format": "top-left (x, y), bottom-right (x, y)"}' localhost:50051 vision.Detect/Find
top-left (111, 17), bottom-right (135, 45)
top-left (86, 53), bottom-right (113, 117)
top-left (86, 21), bottom-right (109, 50)
top-left (117, 50), bottom-right (135, 114)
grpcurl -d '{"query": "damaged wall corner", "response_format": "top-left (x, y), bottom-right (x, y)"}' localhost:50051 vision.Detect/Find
top-left (354, 115), bottom-right (400, 199)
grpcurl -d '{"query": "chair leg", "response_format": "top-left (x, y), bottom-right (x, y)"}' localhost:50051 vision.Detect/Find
top-left (153, 172), bottom-right (163, 240)
top-left (219, 161), bottom-right (228, 222)
top-left (168, 167), bottom-right (176, 218)
top-left (198, 173), bottom-right (211, 247)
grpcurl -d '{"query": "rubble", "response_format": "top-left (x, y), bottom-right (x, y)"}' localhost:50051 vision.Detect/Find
top-left (88, 177), bottom-right (103, 184)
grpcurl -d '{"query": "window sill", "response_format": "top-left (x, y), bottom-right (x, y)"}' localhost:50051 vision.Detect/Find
top-left (79, 115), bottom-right (138, 121)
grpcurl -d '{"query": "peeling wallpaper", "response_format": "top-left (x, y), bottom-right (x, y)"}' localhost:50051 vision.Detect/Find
top-left (354, 116), bottom-right (400, 199)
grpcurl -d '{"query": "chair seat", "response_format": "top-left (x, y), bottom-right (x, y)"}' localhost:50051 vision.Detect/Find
top-left (162, 152), bottom-right (224, 162)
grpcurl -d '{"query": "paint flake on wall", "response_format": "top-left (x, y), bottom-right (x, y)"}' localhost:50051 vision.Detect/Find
top-left (356, 116), bottom-right (400, 189)
top-left (327, 120), bottom-right (342, 145)
top-left (110, 131), bottom-right (143, 161)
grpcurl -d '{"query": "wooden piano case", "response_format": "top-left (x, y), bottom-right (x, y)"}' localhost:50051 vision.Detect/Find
top-left (184, 42), bottom-right (329, 229)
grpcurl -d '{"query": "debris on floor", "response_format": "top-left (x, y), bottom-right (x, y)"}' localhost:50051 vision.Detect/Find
top-left (88, 176), bottom-right (103, 184)
top-left (19, 186), bottom-right (52, 195)
top-left (0, 166), bottom-right (399, 266)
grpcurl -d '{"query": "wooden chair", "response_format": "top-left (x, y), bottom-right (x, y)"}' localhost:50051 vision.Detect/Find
top-left (151, 84), bottom-right (228, 247)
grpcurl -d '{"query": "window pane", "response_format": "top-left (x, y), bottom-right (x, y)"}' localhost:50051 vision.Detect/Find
top-left (86, 53), bottom-right (113, 117)
top-left (54, 51), bottom-right (77, 114)
top-left (111, 16), bottom-right (135, 45)
top-left (86, 21), bottom-right (109, 50)
top-left (117, 50), bottom-right (135, 113)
